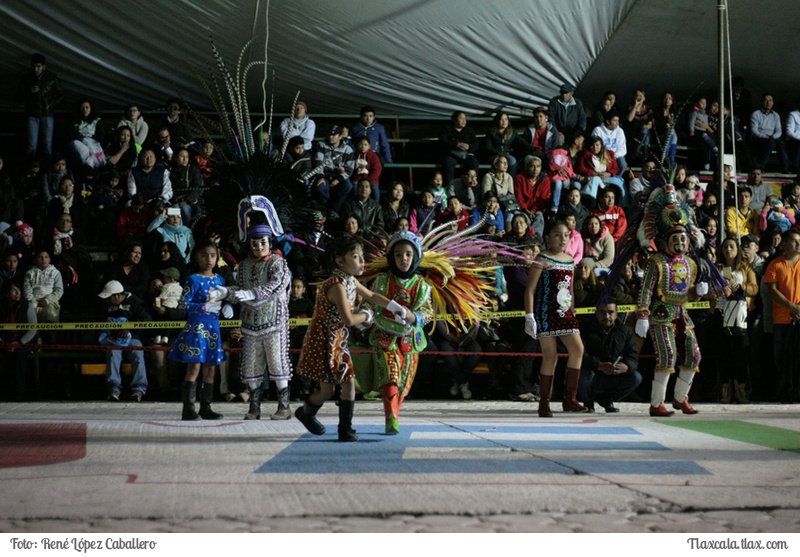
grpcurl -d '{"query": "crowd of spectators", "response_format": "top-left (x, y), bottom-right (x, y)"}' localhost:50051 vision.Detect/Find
top-left (2, 53), bottom-right (800, 406)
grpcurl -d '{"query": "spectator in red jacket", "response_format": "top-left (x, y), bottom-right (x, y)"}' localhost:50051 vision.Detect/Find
top-left (577, 136), bottom-right (627, 209)
top-left (352, 136), bottom-right (382, 201)
top-left (435, 196), bottom-right (470, 231)
top-left (590, 187), bottom-right (627, 242)
top-left (513, 155), bottom-right (550, 236)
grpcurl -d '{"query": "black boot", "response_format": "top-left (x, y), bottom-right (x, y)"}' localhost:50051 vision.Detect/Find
top-left (181, 380), bottom-right (200, 421)
top-left (199, 382), bottom-right (223, 420)
top-left (337, 399), bottom-right (358, 442)
top-left (295, 401), bottom-right (326, 435)
top-left (270, 387), bottom-right (292, 420)
top-left (244, 387), bottom-right (261, 420)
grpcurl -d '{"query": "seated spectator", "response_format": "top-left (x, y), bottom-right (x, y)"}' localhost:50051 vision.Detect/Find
top-left (589, 91), bottom-right (618, 130)
top-left (577, 136), bottom-right (626, 208)
top-left (92, 168), bottom-right (126, 232)
top-left (116, 194), bottom-right (150, 245)
top-left (104, 125), bottom-right (138, 175)
top-left (342, 214), bottom-right (365, 239)
top-left (629, 160), bottom-right (657, 202)
top-left (471, 191), bottom-right (506, 238)
top-left (46, 175), bottom-right (87, 241)
top-left (439, 111), bottom-right (479, 184)
top-left (40, 154), bottom-right (72, 204)
top-left (428, 171), bottom-right (447, 211)
top-left (578, 301), bottom-right (642, 413)
top-left (688, 97), bottom-right (718, 171)
top-left (481, 155), bottom-right (516, 220)
top-left (513, 154), bottom-right (550, 236)
top-left (392, 216), bottom-right (411, 232)
top-left (381, 181), bottom-right (410, 232)
top-left (758, 223), bottom-right (784, 260)
top-left (557, 187), bottom-right (590, 232)
top-left (786, 96), bottom-right (800, 174)
top-left (547, 140), bottom-right (580, 211)
top-left (194, 139), bottom-right (221, 185)
top-left (12, 221), bottom-right (36, 273)
top-left (340, 179), bottom-right (384, 233)
top-left (573, 258), bottom-right (604, 310)
top-left (582, 215), bottom-right (615, 269)
top-left (750, 93), bottom-right (789, 172)
top-left (591, 109), bottom-right (628, 176)
top-left (151, 98), bottom-right (192, 148)
top-left (352, 136), bottom-right (382, 201)
top-left (504, 213), bottom-right (538, 247)
top-left (151, 126), bottom-right (176, 165)
top-left (97, 280), bottom-right (150, 402)
top-left (743, 168), bottom-right (773, 212)
top-left (611, 258), bottom-right (642, 305)
top-left (725, 186), bottom-right (759, 241)
top-left (484, 111), bottom-right (529, 174)
top-left (446, 168), bottom-right (479, 211)
top-left (67, 99), bottom-right (107, 173)
top-left (624, 89), bottom-right (653, 163)
top-left (350, 105), bottom-right (393, 164)
top-left (47, 213), bottom-right (75, 258)
top-left (590, 187), bottom-right (627, 243)
top-left (1, 251), bottom-right (24, 289)
top-left (22, 248), bottom-right (62, 323)
top-left (564, 213), bottom-right (583, 263)
top-left (760, 197), bottom-right (795, 234)
top-left (703, 217), bottom-right (719, 249)
top-left (436, 195), bottom-right (470, 231)
top-left (117, 102), bottom-right (149, 148)
top-left (522, 107), bottom-right (561, 157)
top-left (0, 281), bottom-right (38, 401)
top-left (680, 174), bottom-right (704, 209)
top-left (722, 104), bottom-right (751, 170)
top-left (147, 207), bottom-right (195, 263)
top-left (409, 189), bottom-right (439, 236)
top-left (696, 191), bottom-right (720, 229)
top-left (311, 124), bottom-right (355, 216)
top-left (282, 136), bottom-right (312, 176)
top-left (128, 149), bottom-right (173, 204)
top-left (783, 181), bottom-right (800, 216)
top-left (547, 83), bottom-right (586, 139)
top-left (279, 101), bottom-right (315, 151)
top-left (103, 241), bottom-right (150, 300)
top-left (170, 147), bottom-right (205, 225)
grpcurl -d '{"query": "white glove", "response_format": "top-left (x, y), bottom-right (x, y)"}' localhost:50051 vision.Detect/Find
top-left (203, 301), bottom-right (222, 314)
top-left (207, 286), bottom-right (228, 302)
top-left (354, 307), bottom-right (374, 331)
top-left (234, 289), bottom-right (256, 303)
top-left (524, 313), bottom-right (537, 339)
top-left (386, 299), bottom-right (407, 324)
top-left (221, 304), bottom-right (234, 319)
top-left (635, 318), bottom-right (650, 338)
top-left (695, 282), bottom-right (709, 296)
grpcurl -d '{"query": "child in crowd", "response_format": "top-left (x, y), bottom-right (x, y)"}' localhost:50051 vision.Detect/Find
top-left (168, 241), bottom-right (231, 421)
top-left (194, 139), bottom-right (220, 185)
top-left (294, 235), bottom-right (411, 441)
top-left (289, 276), bottom-right (315, 399)
top-left (13, 221), bottom-right (35, 272)
top-left (683, 174), bottom-right (704, 208)
top-left (762, 197), bottom-right (795, 233)
top-left (153, 266), bottom-right (183, 345)
top-left (283, 136), bottom-right (312, 175)
top-left (436, 196), bottom-right (470, 231)
top-left (353, 136), bottom-right (382, 199)
top-left (429, 171), bottom-right (447, 211)
top-left (471, 191), bottom-right (506, 238)
top-left (409, 189), bottom-right (439, 236)
top-left (524, 221), bottom-right (587, 417)
top-left (22, 248), bottom-right (63, 324)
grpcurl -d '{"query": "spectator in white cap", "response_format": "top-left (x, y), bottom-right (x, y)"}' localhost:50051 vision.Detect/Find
top-left (98, 279), bottom-right (151, 402)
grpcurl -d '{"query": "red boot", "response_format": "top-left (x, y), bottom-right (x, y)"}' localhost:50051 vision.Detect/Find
top-left (562, 367), bottom-right (588, 412)
top-left (649, 403), bottom-right (675, 417)
top-left (538, 374), bottom-right (554, 418)
top-left (672, 397), bottom-right (698, 414)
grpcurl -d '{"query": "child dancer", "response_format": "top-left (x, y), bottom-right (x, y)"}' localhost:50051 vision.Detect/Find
top-left (368, 231), bottom-right (433, 434)
top-left (294, 235), bottom-right (410, 441)
top-left (524, 221), bottom-right (588, 417)
top-left (169, 240), bottom-right (231, 420)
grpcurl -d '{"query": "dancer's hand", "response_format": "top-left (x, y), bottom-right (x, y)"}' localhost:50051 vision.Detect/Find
top-left (207, 286), bottom-right (228, 302)
top-left (221, 304), bottom-right (234, 319)
top-left (386, 299), bottom-right (408, 324)
top-left (233, 290), bottom-right (256, 303)
top-left (524, 313), bottom-right (537, 339)
top-left (203, 301), bottom-right (222, 314)
top-left (695, 282), bottom-right (709, 296)
top-left (635, 318), bottom-right (649, 338)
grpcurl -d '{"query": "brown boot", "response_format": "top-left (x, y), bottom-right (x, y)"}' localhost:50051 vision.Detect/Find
top-left (538, 374), bottom-right (554, 418)
top-left (733, 380), bottom-right (750, 404)
top-left (562, 367), bottom-right (588, 412)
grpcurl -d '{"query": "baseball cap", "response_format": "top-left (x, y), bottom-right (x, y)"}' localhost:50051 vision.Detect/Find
top-left (740, 234), bottom-right (758, 246)
top-left (560, 83), bottom-right (575, 94)
top-left (328, 124), bottom-right (343, 135)
top-left (160, 267), bottom-right (180, 281)
top-left (98, 280), bottom-right (125, 299)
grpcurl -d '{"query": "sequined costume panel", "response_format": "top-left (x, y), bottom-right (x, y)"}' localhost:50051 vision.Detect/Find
top-left (168, 274), bottom-right (226, 364)
top-left (236, 254), bottom-right (290, 335)
top-left (533, 254), bottom-right (579, 338)
top-left (369, 273), bottom-right (433, 397)
top-left (296, 269), bottom-right (357, 384)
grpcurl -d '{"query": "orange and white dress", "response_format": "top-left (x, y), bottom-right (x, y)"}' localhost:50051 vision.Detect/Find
top-left (296, 269), bottom-right (356, 383)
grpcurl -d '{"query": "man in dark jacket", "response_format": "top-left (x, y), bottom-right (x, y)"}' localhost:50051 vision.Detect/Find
top-left (98, 280), bottom-right (152, 402)
top-left (16, 53), bottom-right (64, 157)
top-left (579, 301), bottom-right (641, 413)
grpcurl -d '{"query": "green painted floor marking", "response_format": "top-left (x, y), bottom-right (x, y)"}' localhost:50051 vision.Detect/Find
top-left (662, 420), bottom-right (800, 453)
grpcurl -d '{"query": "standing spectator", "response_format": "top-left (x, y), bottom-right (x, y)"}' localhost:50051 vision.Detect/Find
top-left (547, 83), bottom-right (586, 140)
top-left (16, 53), bottom-right (63, 158)
top-left (117, 102), bottom-right (149, 148)
top-left (750, 93), bottom-right (789, 173)
top-left (564, 213), bottom-right (583, 263)
top-left (652, 92), bottom-right (678, 168)
top-left (624, 89), bottom-right (654, 163)
top-left (0, 282), bottom-right (38, 401)
top-left (763, 228), bottom-right (800, 402)
top-left (280, 101), bottom-right (316, 151)
top-left (351, 105), bottom-right (393, 164)
top-left (22, 248), bottom-right (63, 323)
top-left (439, 111), bottom-right (479, 184)
top-left (547, 133), bottom-right (583, 211)
top-left (128, 149), bottom-right (173, 204)
top-left (688, 97), bottom-right (717, 171)
top-left (578, 301), bottom-right (642, 413)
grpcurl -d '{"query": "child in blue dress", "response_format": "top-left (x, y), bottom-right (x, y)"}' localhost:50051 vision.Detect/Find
top-left (169, 240), bottom-right (232, 420)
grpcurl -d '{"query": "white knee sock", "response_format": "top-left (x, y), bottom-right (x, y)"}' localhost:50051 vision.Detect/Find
top-left (650, 372), bottom-right (670, 407)
top-left (673, 369), bottom-right (696, 402)
top-left (274, 379), bottom-right (289, 391)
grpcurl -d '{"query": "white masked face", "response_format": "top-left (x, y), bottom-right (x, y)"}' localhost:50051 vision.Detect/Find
top-left (250, 236), bottom-right (270, 259)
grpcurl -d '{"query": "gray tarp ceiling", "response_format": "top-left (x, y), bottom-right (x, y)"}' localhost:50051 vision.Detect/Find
top-left (0, 0), bottom-right (798, 118)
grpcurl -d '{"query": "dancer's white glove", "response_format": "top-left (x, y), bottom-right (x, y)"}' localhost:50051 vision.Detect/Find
top-left (207, 286), bottom-right (228, 302)
top-left (203, 301), bottom-right (222, 314)
top-left (354, 307), bottom-right (374, 331)
top-left (524, 313), bottom-right (537, 339)
top-left (635, 318), bottom-right (650, 338)
top-left (233, 289), bottom-right (256, 303)
top-left (386, 299), bottom-right (407, 324)
top-left (695, 282), bottom-right (709, 296)
top-left (221, 304), bottom-right (234, 319)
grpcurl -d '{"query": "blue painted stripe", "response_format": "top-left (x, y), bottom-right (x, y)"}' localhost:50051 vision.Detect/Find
top-left (408, 439), bottom-right (667, 451)
top-left (457, 426), bottom-right (642, 435)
